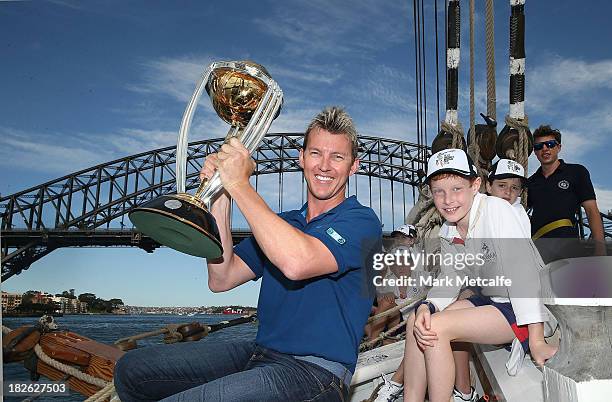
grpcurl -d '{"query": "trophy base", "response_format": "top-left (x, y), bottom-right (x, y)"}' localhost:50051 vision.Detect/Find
top-left (129, 194), bottom-right (223, 259)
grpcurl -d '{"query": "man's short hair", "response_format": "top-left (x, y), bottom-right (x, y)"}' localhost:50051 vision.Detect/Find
top-left (304, 106), bottom-right (359, 160)
top-left (533, 124), bottom-right (562, 144)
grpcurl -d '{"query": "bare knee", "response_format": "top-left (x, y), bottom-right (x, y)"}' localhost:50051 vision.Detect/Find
top-left (429, 314), bottom-right (455, 340)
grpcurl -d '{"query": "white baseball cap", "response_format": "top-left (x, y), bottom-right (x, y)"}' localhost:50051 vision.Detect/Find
top-left (425, 148), bottom-right (477, 183)
top-left (391, 224), bottom-right (417, 238)
top-left (488, 159), bottom-right (526, 181)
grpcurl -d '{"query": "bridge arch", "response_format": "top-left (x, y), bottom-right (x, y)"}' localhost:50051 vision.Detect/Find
top-left (1, 133), bottom-right (428, 280)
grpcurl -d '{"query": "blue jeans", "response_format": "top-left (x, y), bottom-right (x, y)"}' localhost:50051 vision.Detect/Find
top-left (114, 341), bottom-right (349, 401)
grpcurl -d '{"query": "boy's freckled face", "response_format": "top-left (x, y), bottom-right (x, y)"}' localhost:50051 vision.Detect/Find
top-left (429, 175), bottom-right (479, 227)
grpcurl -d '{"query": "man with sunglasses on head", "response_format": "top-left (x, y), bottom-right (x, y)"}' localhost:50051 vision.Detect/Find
top-left (527, 125), bottom-right (605, 261)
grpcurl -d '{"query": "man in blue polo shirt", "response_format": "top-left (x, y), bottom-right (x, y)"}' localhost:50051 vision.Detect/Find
top-left (114, 107), bottom-right (381, 401)
top-left (527, 124), bottom-right (605, 261)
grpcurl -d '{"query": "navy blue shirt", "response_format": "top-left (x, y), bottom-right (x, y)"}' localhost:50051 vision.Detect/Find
top-left (527, 160), bottom-right (596, 238)
top-left (234, 196), bottom-right (381, 372)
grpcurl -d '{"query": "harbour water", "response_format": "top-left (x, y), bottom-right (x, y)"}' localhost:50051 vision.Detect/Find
top-left (2, 314), bottom-right (258, 401)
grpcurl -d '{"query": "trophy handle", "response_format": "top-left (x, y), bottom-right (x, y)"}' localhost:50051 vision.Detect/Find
top-left (192, 125), bottom-right (240, 204)
top-left (175, 64), bottom-right (216, 194)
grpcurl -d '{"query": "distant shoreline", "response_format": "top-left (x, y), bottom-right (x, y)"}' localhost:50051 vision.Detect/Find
top-left (2, 311), bottom-right (255, 317)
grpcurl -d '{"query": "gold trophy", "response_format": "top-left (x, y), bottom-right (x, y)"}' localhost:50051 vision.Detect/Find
top-left (129, 61), bottom-right (283, 259)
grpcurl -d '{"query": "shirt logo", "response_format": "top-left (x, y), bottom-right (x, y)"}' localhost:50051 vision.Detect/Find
top-left (326, 227), bottom-right (346, 244)
top-left (558, 180), bottom-right (570, 190)
top-left (481, 241), bottom-right (497, 263)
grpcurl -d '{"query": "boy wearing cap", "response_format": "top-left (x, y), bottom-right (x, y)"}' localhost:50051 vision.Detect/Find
top-left (486, 159), bottom-right (530, 234)
top-left (447, 158), bottom-right (531, 401)
top-left (401, 148), bottom-right (556, 402)
top-left (387, 224), bottom-right (420, 304)
top-left (368, 225), bottom-right (419, 344)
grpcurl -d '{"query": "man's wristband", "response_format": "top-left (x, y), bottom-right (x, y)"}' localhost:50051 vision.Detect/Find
top-left (417, 300), bottom-right (436, 315)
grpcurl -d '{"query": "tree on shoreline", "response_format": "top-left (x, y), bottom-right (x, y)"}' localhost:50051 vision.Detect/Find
top-left (78, 293), bottom-right (124, 313)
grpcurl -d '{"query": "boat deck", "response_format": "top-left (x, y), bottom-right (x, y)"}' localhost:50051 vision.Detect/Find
top-left (349, 340), bottom-right (547, 401)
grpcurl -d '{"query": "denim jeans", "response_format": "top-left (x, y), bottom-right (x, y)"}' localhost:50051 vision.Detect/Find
top-left (114, 341), bottom-right (349, 401)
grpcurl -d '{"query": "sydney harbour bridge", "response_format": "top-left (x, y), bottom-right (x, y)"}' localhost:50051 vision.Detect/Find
top-left (2, 133), bottom-right (611, 282)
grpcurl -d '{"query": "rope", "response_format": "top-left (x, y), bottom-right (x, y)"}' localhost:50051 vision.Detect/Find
top-left (434, 0), bottom-right (441, 131)
top-left (33, 344), bottom-right (108, 388)
top-left (420, 0), bottom-right (428, 146)
top-left (485, 0), bottom-right (496, 119)
top-left (407, 185), bottom-right (440, 240)
top-left (505, 114), bottom-right (530, 207)
top-left (164, 325), bottom-right (183, 344)
top-left (412, 0), bottom-right (423, 168)
top-left (469, 0), bottom-right (475, 146)
top-left (85, 381), bottom-right (116, 402)
top-left (361, 316), bottom-right (411, 352)
top-left (406, 183), bottom-right (443, 269)
top-left (465, 0), bottom-right (491, 191)
top-left (366, 294), bottom-right (425, 324)
top-left (441, 120), bottom-right (464, 150)
top-left (114, 324), bottom-right (182, 345)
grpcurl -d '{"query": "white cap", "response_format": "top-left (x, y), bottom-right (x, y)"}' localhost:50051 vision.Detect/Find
top-left (488, 159), bottom-right (525, 181)
top-left (425, 149), bottom-right (477, 183)
top-left (391, 224), bottom-right (417, 238)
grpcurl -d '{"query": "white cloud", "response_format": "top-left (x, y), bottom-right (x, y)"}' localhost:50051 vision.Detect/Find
top-left (0, 128), bottom-right (113, 174)
top-left (254, 0), bottom-right (409, 57)
top-left (529, 57), bottom-right (612, 109)
top-left (267, 63), bottom-right (344, 85)
top-left (0, 126), bottom-right (188, 175)
top-left (128, 55), bottom-right (218, 102)
top-left (593, 187), bottom-right (612, 215)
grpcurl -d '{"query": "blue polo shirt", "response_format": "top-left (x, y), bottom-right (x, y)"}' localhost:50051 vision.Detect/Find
top-left (234, 196), bottom-right (381, 372)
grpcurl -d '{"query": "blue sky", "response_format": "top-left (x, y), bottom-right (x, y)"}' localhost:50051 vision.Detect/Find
top-left (1, 0), bottom-right (611, 306)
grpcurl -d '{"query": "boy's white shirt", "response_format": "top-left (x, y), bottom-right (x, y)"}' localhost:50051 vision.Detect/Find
top-left (427, 192), bottom-right (548, 326)
top-left (512, 196), bottom-right (531, 235)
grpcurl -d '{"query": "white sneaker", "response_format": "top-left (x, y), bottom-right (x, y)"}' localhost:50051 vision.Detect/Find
top-left (452, 386), bottom-right (480, 402)
top-left (373, 375), bottom-right (404, 402)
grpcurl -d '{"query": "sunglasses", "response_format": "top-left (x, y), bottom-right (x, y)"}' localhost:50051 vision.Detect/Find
top-left (534, 140), bottom-right (559, 151)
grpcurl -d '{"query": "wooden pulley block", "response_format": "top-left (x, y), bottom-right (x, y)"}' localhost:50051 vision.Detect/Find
top-left (178, 322), bottom-right (209, 342)
top-left (496, 125), bottom-right (533, 159)
top-left (467, 124), bottom-right (497, 162)
top-left (431, 129), bottom-right (466, 154)
top-left (2, 326), bottom-right (41, 363)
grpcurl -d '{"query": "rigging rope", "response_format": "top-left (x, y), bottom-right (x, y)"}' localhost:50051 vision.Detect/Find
top-left (420, 0), bottom-right (428, 146)
top-left (434, 0), bottom-right (441, 131)
top-left (412, 0), bottom-right (423, 168)
top-left (469, 0), bottom-right (475, 145)
top-left (466, 0), bottom-right (485, 181)
top-left (485, 0), bottom-right (497, 119)
top-left (465, 0), bottom-right (491, 186)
